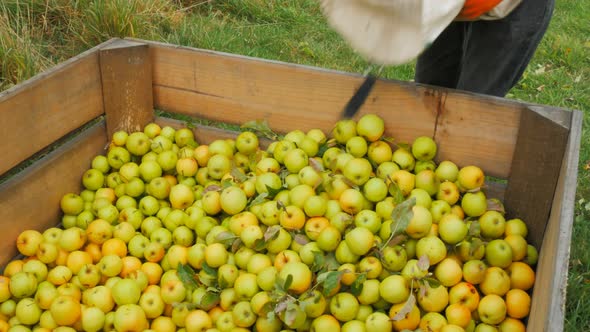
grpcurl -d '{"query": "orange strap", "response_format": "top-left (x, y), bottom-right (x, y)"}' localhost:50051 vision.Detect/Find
top-left (458, 0), bottom-right (503, 20)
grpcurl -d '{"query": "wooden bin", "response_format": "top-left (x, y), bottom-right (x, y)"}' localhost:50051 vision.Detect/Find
top-left (0, 38), bottom-right (582, 331)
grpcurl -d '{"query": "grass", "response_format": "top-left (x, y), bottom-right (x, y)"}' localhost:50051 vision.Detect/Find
top-left (0, 0), bottom-right (589, 330)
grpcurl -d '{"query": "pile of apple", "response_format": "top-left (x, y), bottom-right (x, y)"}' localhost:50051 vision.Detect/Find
top-left (0, 114), bottom-right (539, 332)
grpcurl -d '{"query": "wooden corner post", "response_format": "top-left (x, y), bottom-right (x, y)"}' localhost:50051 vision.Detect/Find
top-left (99, 39), bottom-right (154, 137)
top-left (503, 107), bottom-right (570, 249)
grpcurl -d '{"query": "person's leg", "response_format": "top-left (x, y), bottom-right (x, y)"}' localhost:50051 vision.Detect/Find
top-left (456, 0), bottom-right (555, 96)
top-left (414, 22), bottom-right (467, 89)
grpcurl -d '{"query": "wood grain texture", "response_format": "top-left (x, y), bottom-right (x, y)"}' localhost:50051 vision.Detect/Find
top-left (149, 42), bottom-right (437, 144)
top-left (0, 121), bottom-right (108, 267)
top-left (0, 40), bottom-right (113, 176)
top-left (100, 39), bottom-right (154, 137)
top-left (145, 40), bottom-right (539, 178)
top-left (527, 109), bottom-right (582, 332)
top-left (433, 90), bottom-right (522, 178)
top-left (504, 107), bottom-right (570, 249)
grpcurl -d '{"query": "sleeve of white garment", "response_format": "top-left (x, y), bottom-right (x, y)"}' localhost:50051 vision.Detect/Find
top-left (319, 0), bottom-right (465, 65)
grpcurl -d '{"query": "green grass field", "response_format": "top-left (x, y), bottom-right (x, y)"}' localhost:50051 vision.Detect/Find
top-left (1, 0), bottom-right (589, 330)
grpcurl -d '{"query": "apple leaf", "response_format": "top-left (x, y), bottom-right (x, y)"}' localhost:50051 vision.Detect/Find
top-left (230, 167), bottom-right (248, 183)
top-left (283, 274), bottom-right (293, 291)
top-left (387, 178), bottom-right (405, 204)
top-left (201, 262), bottom-right (218, 278)
top-left (422, 277), bottom-right (442, 289)
top-left (274, 276), bottom-right (287, 293)
top-left (293, 234), bottom-right (310, 246)
top-left (215, 231), bottom-right (237, 247)
top-left (470, 238), bottom-right (485, 257)
top-left (390, 197), bottom-right (416, 237)
top-left (264, 225), bottom-right (282, 242)
top-left (311, 251), bottom-right (326, 273)
top-left (309, 158), bottom-right (325, 173)
top-left (468, 220), bottom-right (481, 238)
top-left (266, 185), bottom-right (283, 199)
top-left (231, 238), bottom-right (242, 253)
top-left (385, 234), bottom-right (407, 248)
top-left (391, 293), bottom-right (416, 321)
top-left (241, 119), bottom-right (282, 141)
top-left (200, 292), bottom-right (220, 311)
top-left (317, 270), bottom-right (343, 296)
top-left (350, 272), bottom-right (367, 296)
top-left (324, 252), bottom-right (341, 271)
top-left (221, 179), bottom-right (234, 189)
top-left (260, 301), bottom-right (275, 316)
top-left (417, 254), bottom-right (430, 272)
top-left (177, 263), bottom-right (200, 290)
top-left (381, 136), bottom-right (396, 145)
top-left (283, 305), bottom-right (298, 326)
top-left (248, 192), bottom-right (269, 208)
top-left (486, 199), bottom-right (506, 214)
top-left (203, 184), bottom-right (222, 193)
top-left (254, 238), bottom-right (267, 251)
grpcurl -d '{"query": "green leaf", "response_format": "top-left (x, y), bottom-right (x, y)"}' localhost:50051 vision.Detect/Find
top-left (248, 192), bottom-right (269, 208)
top-left (350, 272), bottom-right (367, 296)
top-left (201, 262), bottom-right (218, 278)
top-left (385, 234), bottom-right (407, 248)
top-left (177, 263), bottom-right (200, 290)
top-left (254, 238), bottom-right (267, 251)
top-left (323, 253), bottom-right (340, 272)
top-left (311, 251), bottom-right (326, 273)
top-left (221, 179), bottom-right (234, 189)
top-left (230, 168), bottom-right (248, 183)
top-left (284, 274), bottom-right (293, 291)
top-left (390, 197), bottom-right (416, 237)
top-left (241, 119), bottom-right (281, 141)
top-left (317, 271), bottom-right (343, 296)
top-left (264, 225), bottom-right (282, 242)
top-left (199, 292), bottom-right (220, 311)
top-left (309, 158), bottom-right (324, 173)
top-left (215, 231), bottom-right (237, 247)
top-left (387, 178), bottom-right (405, 204)
top-left (422, 277), bottom-right (442, 289)
top-left (468, 220), bottom-right (481, 238)
top-left (470, 237), bottom-right (485, 257)
top-left (391, 293), bottom-right (416, 321)
top-left (266, 185), bottom-right (283, 198)
top-left (231, 238), bottom-right (242, 253)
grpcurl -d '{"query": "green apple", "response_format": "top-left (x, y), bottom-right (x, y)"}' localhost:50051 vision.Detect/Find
top-left (461, 191), bottom-right (488, 217)
top-left (367, 140), bottom-right (393, 165)
top-left (379, 274), bottom-right (410, 304)
top-left (346, 136), bottom-right (368, 158)
top-left (435, 160), bottom-right (459, 182)
top-left (438, 213), bottom-right (468, 245)
top-left (330, 292), bottom-right (360, 322)
top-left (485, 239), bottom-right (513, 268)
top-left (82, 168), bottom-right (105, 191)
top-left (392, 148), bottom-right (415, 171)
top-left (479, 210), bottom-right (506, 239)
top-left (415, 235), bottom-right (447, 265)
top-left (344, 226), bottom-right (375, 256)
top-left (107, 146), bottom-right (131, 170)
top-left (362, 177), bottom-right (388, 203)
top-left (332, 119), bottom-right (357, 144)
top-left (356, 114), bottom-right (384, 142)
top-left (15, 297), bottom-right (42, 325)
top-left (60, 193), bottom-right (85, 215)
top-left (365, 311), bottom-right (392, 332)
top-left (380, 245), bottom-right (408, 272)
top-left (411, 136), bottom-right (437, 161)
top-left (126, 132), bottom-right (151, 156)
top-left (415, 169), bottom-right (440, 196)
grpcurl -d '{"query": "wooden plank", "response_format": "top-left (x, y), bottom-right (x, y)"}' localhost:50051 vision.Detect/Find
top-left (433, 90), bottom-right (522, 178)
top-left (100, 39), bottom-right (154, 138)
top-left (145, 40), bottom-right (529, 178)
top-left (503, 107), bottom-right (570, 249)
top-left (527, 109), bottom-right (581, 332)
top-left (149, 41), bottom-right (438, 144)
top-left (0, 39), bottom-right (114, 176)
top-left (0, 120), bottom-right (108, 267)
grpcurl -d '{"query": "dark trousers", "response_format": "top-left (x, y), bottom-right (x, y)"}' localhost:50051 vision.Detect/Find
top-left (414, 0), bottom-right (555, 97)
